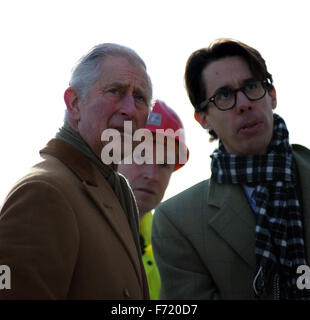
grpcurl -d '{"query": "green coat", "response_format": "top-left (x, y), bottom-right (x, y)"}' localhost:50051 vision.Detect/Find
top-left (152, 144), bottom-right (310, 299)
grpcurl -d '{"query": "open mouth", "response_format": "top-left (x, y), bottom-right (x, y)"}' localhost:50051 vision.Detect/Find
top-left (239, 121), bottom-right (261, 134)
top-left (243, 122), bottom-right (257, 129)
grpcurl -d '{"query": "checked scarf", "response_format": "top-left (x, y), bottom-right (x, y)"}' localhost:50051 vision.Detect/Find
top-left (211, 114), bottom-right (309, 300)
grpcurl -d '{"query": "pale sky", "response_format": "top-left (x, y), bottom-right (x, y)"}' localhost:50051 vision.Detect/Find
top-left (1, 0), bottom-right (310, 204)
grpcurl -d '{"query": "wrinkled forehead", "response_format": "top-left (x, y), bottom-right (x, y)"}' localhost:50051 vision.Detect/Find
top-left (100, 55), bottom-right (152, 102)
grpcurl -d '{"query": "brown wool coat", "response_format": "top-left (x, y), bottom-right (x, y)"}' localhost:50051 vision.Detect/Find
top-left (0, 139), bottom-right (149, 300)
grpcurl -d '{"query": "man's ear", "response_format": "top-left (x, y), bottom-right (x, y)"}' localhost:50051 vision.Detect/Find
top-left (269, 87), bottom-right (277, 110)
top-left (194, 111), bottom-right (214, 131)
top-left (64, 87), bottom-right (81, 121)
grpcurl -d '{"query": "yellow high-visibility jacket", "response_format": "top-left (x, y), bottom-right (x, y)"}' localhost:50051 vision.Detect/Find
top-left (140, 211), bottom-right (161, 300)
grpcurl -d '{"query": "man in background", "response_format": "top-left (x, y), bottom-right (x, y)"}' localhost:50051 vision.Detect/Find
top-left (118, 99), bottom-right (189, 299)
top-left (0, 43), bottom-right (152, 299)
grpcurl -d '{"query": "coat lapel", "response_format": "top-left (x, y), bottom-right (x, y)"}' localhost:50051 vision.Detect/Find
top-left (82, 180), bottom-right (142, 280)
top-left (207, 179), bottom-right (256, 268)
top-left (40, 139), bottom-right (143, 285)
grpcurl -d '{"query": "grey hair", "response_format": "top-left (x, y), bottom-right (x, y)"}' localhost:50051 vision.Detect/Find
top-left (69, 43), bottom-right (152, 106)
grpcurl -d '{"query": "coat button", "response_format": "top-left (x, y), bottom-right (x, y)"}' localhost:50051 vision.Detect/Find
top-left (123, 288), bottom-right (130, 298)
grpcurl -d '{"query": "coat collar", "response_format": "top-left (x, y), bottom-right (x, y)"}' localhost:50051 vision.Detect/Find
top-left (207, 145), bottom-right (310, 268)
top-left (40, 139), bottom-right (144, 287)
top-left (40, 138), bottom-right (97, 185)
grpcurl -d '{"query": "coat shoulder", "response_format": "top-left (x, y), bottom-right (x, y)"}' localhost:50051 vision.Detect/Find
top-left (7, 154), bottom-right (80, 198)
top-left (1, 154), bottom-right (81, 214)
top-left (292, 144), bottom-right (310, 169)
top-left (292, 144), bottom-right (310, 158)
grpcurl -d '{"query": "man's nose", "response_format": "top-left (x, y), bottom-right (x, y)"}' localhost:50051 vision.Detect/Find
top-left (143, 164), bottom-right (159, 181)
top-left (235, 90), bottom-right (252, 114)
top-left (119, 94), bottom-right (137, 118)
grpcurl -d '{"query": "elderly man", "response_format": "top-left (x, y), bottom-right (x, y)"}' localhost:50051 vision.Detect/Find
top-left (152, 39), bottom-right (310, 300)
top-left (0, 43), bottom-right (152, 299)
top-left (118, 100), bottom-right (189, 300)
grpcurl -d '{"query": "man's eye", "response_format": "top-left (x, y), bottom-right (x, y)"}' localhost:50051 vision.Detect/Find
top-left (217, 89), bottom-right (231, 100)
top-left (134, 94), bottom-right (145, 102)
top-left (134, 94), bottom-right (148, 107)
top-left (245, 82), bottom-right (258, 91)
top-left (159, 163), bottom-right (168, 168)
top-left (109, 88), bottom-right (119, 94)
top-left (159, 163), bottom-right (175, 170)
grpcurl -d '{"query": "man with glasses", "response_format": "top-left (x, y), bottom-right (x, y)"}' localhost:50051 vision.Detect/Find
top-left (152, 38), bottom-right (310, 300)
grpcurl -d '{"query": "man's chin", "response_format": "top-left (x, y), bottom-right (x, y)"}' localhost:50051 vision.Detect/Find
top-left (240, 140), bottom-right (269, 156)
top-left (136, 194), bottom-right (158, 213)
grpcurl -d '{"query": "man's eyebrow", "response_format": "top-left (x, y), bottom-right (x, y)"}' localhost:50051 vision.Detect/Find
top-left (102, 81), bottom-right (148, 94)
top-left (102, 81), bottom-right (127, 90)
top-left (212, 85), bottom-right (231, 96)
top-left (212, 77), bottom-right (258, 95)
top-left (134, 85), bottom-right (151, 103)
top-left (242, 77), bottom-right (257, 84)
top-left (101, 79), bottom-right (151, 101)
top-left (134, 86), bottom-right (147, 96)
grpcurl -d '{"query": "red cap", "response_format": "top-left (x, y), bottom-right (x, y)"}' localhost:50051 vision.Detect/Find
top-left (145, 100), bottom-right (189, 171)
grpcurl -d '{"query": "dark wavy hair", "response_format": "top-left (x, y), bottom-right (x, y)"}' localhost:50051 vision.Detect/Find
top-left (184, 38), bottom-right (273, 140)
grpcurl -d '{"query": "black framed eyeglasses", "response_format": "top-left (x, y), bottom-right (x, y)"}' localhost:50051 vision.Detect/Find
top-left (197, 78), bottom-right (272, 111)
